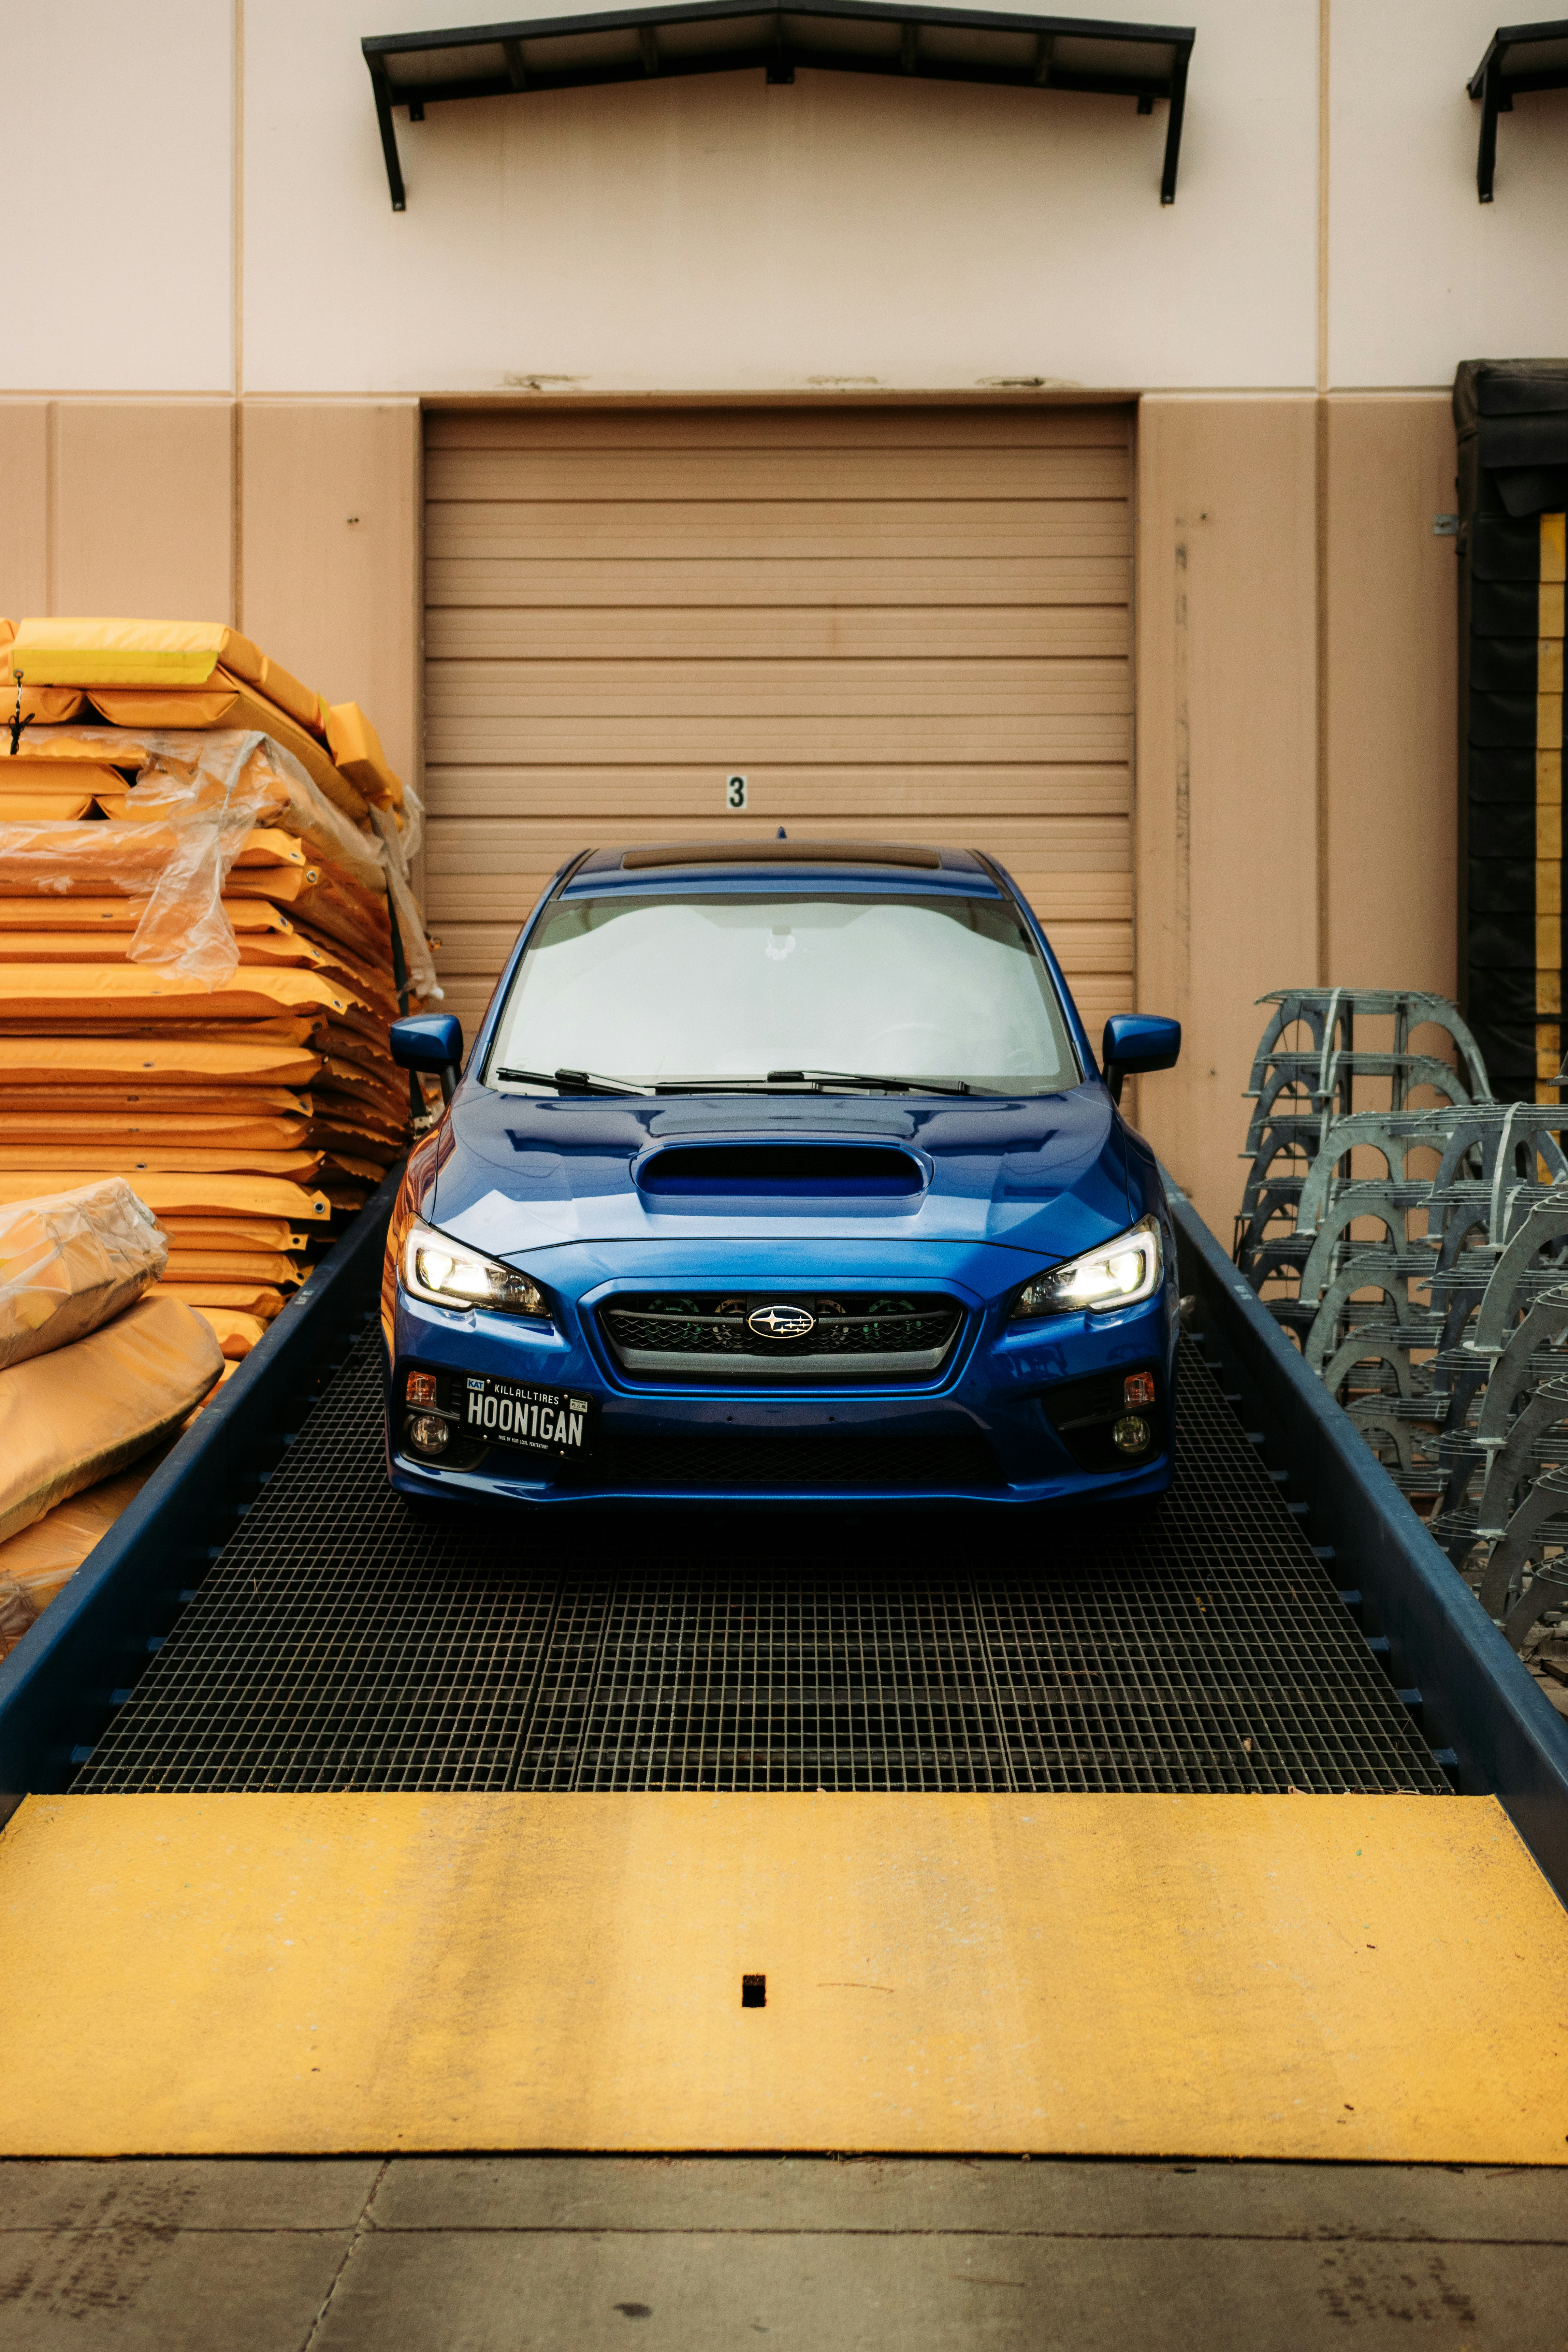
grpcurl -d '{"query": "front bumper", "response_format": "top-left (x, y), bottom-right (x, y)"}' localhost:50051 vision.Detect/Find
top-left (385, 1240), bottom-right (1178, 1510)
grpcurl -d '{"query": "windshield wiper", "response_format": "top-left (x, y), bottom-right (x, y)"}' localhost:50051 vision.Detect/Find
top-left (495, 1066), bottom-right (654, 1098)
top-left (766, 1068), bottom-right (973, 1097)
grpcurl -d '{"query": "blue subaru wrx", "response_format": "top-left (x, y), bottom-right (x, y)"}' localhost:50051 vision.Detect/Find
top-left (381, 840), bottom-right (1180, 1511)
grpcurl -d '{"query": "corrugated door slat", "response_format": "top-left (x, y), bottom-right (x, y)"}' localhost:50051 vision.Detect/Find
top-left (424, 404), bottom-right (1132, 1037)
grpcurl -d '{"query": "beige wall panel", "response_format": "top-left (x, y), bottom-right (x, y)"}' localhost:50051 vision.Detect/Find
top-left (1135, 396), bottom-right (1319, 1235)
top-left (1324, 395), bottom-right (1457, 996)
top-left (0, 406), bottom-right (49, 617)
top-left (241, 402), bottom-right (422, 790)
top-left (429, 410), bottom-right (1132, 450)
top-left (50, 404), bottom-right (234, 622)
top-left (429, 658), bottom-right (1127, 715)
top-left (429, 719), bottom-right (1131, 764)
top-left (428, 560), bottom-right (1129, 607)
top-left (430, 503), bottom-right (1125, 561)
top-left (5, 1), bottom-right (232, 394)
top-left (426, 767), bottom-right (1129, 820)
top-left (1330, 0), bottom-right (1568, 388)
top-left (429, 403), bottom-right (1131, 1014)
top-left (429, 609), bottom-right (1129, 660)
top-left (244, 0), bottom-right (1316, 394)
top-left (428, 450), bottom-right (1130, 502)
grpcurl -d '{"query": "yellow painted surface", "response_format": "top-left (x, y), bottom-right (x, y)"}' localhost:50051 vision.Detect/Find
top-left (1543, 513), bottom-right (1567, 585)
top-left (1543, 582), bottom-right (1566, 640)
top-left (1, 1793), bottom-right (1566, 2161)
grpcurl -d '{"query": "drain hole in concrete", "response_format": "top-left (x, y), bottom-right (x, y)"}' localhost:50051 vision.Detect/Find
top-left (742, 1973), bottom-right (767, 2007)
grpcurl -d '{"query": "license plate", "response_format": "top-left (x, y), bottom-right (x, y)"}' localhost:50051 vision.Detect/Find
top-left (461, 1373), bottom-right (596, 1459)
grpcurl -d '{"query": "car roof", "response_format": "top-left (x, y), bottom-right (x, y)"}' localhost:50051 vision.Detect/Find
top-left (563, 842), bottom-right (1001, 896)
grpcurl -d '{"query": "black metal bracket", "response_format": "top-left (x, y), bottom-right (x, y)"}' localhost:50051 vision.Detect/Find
top-left (1469, 19), bottom-right (1568, 202)
top-left (363, 2), bottom-right (1195, 211)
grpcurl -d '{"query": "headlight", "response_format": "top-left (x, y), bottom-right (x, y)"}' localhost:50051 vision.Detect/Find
top-left (1011, 1215), bottom-right (1163, 1320)
top-left (400, 1217), bottom-right (548, 1317)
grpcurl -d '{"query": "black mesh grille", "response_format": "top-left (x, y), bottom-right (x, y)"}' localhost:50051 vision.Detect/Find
top-left (600, 1291), bottom-right (963, 1370)
top-left (70, 1336), bottom-right (1453, 1798)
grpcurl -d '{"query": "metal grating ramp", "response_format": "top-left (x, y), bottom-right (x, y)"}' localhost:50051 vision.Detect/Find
top-left (72, 1338), bottom-right (1452, 1797)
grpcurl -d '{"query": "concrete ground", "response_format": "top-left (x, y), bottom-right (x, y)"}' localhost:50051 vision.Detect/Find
top-left (0, 2157), bottom-right (1565, 2349)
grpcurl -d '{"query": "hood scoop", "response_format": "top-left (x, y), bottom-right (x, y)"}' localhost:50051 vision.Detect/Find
top-left (636, 1143), bottom-right (925, 1200)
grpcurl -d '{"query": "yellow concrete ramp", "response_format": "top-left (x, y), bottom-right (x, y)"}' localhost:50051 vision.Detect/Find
top-left (1, 1791), bottom-right (1565, 2161)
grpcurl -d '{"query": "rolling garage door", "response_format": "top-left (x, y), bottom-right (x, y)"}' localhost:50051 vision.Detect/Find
top-left (423, 405), bottom-right (1132, 1042)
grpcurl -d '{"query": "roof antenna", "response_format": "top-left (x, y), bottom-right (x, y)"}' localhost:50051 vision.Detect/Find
top-left (776, 826), bottom-right (787, 839)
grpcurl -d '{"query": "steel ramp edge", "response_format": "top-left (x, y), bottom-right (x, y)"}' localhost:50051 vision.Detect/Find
top-left (1166, 1170), bottom-right (1568, 1906)
top-left (0, 1161), bottom-right (406, 1823)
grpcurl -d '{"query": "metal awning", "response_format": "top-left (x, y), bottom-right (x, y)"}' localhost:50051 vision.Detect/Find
top-left (363, 2), bottom-right (1194, 210)
top-left (1469, 18), bottom-right (1568, 199)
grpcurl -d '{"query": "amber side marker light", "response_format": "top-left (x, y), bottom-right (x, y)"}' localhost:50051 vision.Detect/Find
top-left (406, 1371), bottom-right (438, 1406)
top-left (1123, 1371), bottom-right (1157, 1409)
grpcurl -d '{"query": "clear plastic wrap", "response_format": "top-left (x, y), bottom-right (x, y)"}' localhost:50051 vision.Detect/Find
top-left (369, 787), bottom-right (441, 999)
top-left (1, 717), bottom-right (429, 998)
top-left (31, 725), bottom-right (393, 900)
top-left (0, 1572), bottom-right (37, 1657)
top-left (0, 730), bottom-right (275, 987)
top-left (0, 1177), bottom-right (167, 1373)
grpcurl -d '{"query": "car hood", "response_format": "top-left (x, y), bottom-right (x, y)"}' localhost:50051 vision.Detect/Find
top-left (431, 1086), bottom-right (1134, 1265)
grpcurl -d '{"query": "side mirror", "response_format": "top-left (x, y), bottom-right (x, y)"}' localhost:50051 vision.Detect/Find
top-left (1102, 1014), bottom-right (1181, 1106)
top-left (391, 1013), bottom-right (465, 1105)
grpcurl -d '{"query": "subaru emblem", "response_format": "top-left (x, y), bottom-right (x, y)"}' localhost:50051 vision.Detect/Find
top-left (748, 1302), bottom-right (815, 1340)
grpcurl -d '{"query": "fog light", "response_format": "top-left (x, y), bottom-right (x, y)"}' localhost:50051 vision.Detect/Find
top-left (1113, 1412), bottom-right (1150, 1455)
top-left (405, 1371), bottom-right (438, 1406)
top-left (1123, 1371), bottom-right (1157, 1409)
top-left (408, 1412), bottom-right (449, 1455)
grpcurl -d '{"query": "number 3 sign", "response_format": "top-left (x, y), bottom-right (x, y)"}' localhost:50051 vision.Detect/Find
top-left (724, 774), bottom-right (748, 811)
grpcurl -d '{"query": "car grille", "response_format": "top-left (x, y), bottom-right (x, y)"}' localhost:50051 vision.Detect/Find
top-left (598, 1291), bottom-right (965, 1384)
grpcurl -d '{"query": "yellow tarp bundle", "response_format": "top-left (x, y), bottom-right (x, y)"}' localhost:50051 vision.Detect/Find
top-left (0, 1173), bottom-right (330, 1220)
top-left (0, 1462), bottom-right (158, 1629)
top-left (325, 702), bottom-right (404, 809)
top-left (8, 619), bottom-right (266, 691)
top-left (154, 1283), bottom-right (284, 1319)
top-left (0, 966), bottom-right (360, 1020)
top-left (0, 1291), bottom-right (222, 1544)
top-left (0, 619), bottom-right (417, 1298)
top-left (188, 1306), bottom-right (267, 1360)
top-left (0, 1147), bottom-right (325, 1180)
top-left (0, 1037), bottom-right (325, 1087)
top-left (0, 1178), bottom-right (167, 1374)
top-left (87, 683), bottom-right (364, 820)
top-left (154, 1217), bottom-right (305, 1251)
top-left (162, 1251), bottom-right (303, 1285)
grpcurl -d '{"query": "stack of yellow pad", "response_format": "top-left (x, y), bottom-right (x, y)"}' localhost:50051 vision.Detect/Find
top-left (0, 617), bottom-right (424, 1325)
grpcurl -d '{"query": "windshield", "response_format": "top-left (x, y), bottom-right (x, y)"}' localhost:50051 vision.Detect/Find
top-left (485, 892), bottom-right (1079, 1094)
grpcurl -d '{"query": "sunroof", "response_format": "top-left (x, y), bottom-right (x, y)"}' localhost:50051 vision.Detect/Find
top-left (363, 3), bottom-right (1195, 208)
